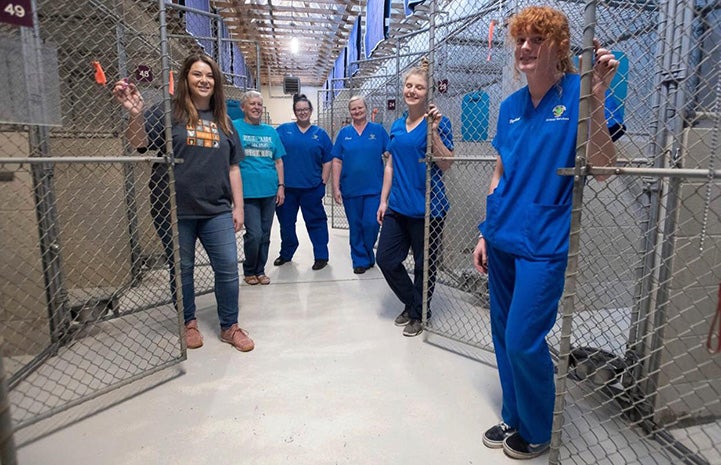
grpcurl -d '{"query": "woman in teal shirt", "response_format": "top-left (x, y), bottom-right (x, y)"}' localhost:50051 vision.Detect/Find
top-left (233, 90), bottom-right (285, 285)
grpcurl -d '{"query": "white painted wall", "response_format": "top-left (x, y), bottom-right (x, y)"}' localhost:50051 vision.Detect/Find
top-left (260, 85), bottom-right (321, 127)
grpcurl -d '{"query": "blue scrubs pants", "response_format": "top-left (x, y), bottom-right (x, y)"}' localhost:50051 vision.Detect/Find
top-left (486, 243), bottom-right (567, 444)
top-left (376, 210), bottom-right (444, 320)
top-left (342, 193), bottom-right (381, 268)
top-left (276, 183), bottom-right (329, 261)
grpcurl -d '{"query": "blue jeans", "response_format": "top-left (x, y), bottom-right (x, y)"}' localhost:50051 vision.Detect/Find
top-left (276, 183), bottom-right (329, 260)
top-left (243, 196), bottom-right (276, 276)
top-left (376, 209), bottom-right (445, 320)
top-left (178, 212), bottom-right (239, 329)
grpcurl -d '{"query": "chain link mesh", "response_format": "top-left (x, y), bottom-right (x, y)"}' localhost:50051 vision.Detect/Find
top-left (3, 0), bottom-right (721, 462)
top-left (0, 0), bottom-right (255, 446)
top-left (318, 0), bottom-right (721, 463)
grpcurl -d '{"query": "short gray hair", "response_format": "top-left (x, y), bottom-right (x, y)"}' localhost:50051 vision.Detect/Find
top-left (348, 95), bottom-right (365, 109)
top-left (241, 90), bottom-right (263, 106)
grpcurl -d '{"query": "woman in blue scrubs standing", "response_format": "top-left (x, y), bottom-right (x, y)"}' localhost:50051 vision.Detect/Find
top-left (275, 94), bottom-right (334, 271)
top-left (472, 6), bottom-right (618, 459)
top-left (331, 95), bottom-right (389, 274)
top-left (376, 59), bottom-right (454, 338)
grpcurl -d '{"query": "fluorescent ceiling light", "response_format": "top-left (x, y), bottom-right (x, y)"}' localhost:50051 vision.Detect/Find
top-left (290, 37), bottom-right (299, 54)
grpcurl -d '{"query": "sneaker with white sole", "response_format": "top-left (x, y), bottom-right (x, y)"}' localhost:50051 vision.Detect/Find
top-left (482, 422), bottom-right (516, 449)
top-left (394, 310), bottom-right (411, 327)
top-left (402, 319), bottom-right (423, 337)
top-left (502, 431), bottom-right (550, 459)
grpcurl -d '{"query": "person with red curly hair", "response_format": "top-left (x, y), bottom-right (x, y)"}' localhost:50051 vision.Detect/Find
top-left (473, 6), bottom-right (618, 459)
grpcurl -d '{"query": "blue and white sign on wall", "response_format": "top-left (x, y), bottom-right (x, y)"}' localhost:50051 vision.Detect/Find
top-left (461, 90), bottom-right (490, 142)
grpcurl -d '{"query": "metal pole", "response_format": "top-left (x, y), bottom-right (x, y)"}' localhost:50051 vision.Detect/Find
top-left (421, 0), bottom-right (437, 328)
top-left (158, 0), bottom-right (187, 354)
top-left (116, 9), bottom-right (143, 287)
top-left (549, 1), bottom-right (597, 463)
top-left (255, 42), bottom-right (261, 91)
top-left (24, 0), bottom-right (70, 346)
top-left (642, 0), bottom-right (695, 421)
top-left (624, 0), bottom-right (672, 401)
top-left (216, 16), bottom-right (223, 67)
top-left (0, 348), bottom-right (17, 465)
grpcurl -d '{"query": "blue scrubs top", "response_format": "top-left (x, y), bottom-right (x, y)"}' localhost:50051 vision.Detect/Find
top-left (387, 115), bottom-right (454, 218)
top-left (331, 122), bottom-right (389, 197)
top-left (234, 119), bottom-right (286, 199)
top-left (276, 122), bottom-right (333, 188)
top-left (480, 73), bottom-right (581, 259)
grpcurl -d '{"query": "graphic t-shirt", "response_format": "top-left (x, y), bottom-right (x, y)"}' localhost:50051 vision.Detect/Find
top-left (233, 119), bottom-right (286, 198)
top-left (145, 103), bottom-right (243, 218)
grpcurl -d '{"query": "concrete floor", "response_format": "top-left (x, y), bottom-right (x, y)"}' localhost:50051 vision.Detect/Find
top-left (17, 223), bottom-right (549, 465)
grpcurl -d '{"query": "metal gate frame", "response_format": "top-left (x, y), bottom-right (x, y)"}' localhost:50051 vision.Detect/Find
top-left (0, 0), bottom-right (257, 450)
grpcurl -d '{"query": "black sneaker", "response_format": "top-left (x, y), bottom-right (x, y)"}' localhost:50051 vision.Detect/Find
top-left (502, 432), bottom-right (549, 459)
top-left (482, 422), bottom-right (516, 449)
top-left (273, 256), bottom-right (290, 266)
top-left (353, 266), bottom-right (366, 274)
top-left (312, 259), bottom-right (328, 270)
top-left (394, 310), bottom-right (410, 327)
top-left (402, 319), bottom-right (423, 337)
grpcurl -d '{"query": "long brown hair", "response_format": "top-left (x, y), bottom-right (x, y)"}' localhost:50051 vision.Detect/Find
top-left (173, 53), bottom-right (233, 135)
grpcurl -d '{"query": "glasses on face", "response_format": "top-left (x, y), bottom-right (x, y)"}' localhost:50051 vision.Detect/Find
top-left (295, 107), bottom-right (311, 114)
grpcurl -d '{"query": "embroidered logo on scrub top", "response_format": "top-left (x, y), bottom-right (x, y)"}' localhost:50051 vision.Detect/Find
top-left (312, 134), bottom-right (319, 140)
top-left (186, 119), bottom-right (220, 148)
top-left (509, 117), bottom-right (521, 124)
top-left (547, 105), bottom-right (569, 122)
top-left (369, 134), bottom-right (376, 140)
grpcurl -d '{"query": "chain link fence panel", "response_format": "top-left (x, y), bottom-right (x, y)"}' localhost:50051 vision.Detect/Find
top-left (551, 1), bottom-right (721, 464)
top-left (1, 0), bottom-right (253, 448)
top-left (323, 0), bottom-right (721, 463)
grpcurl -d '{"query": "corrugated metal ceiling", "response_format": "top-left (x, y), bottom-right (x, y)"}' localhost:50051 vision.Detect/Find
top-left (211, 0), bottom-right (362, 87)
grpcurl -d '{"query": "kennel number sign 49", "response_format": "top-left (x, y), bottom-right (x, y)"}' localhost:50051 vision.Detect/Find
top-left (1, 0), bottom-right (33, 27)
